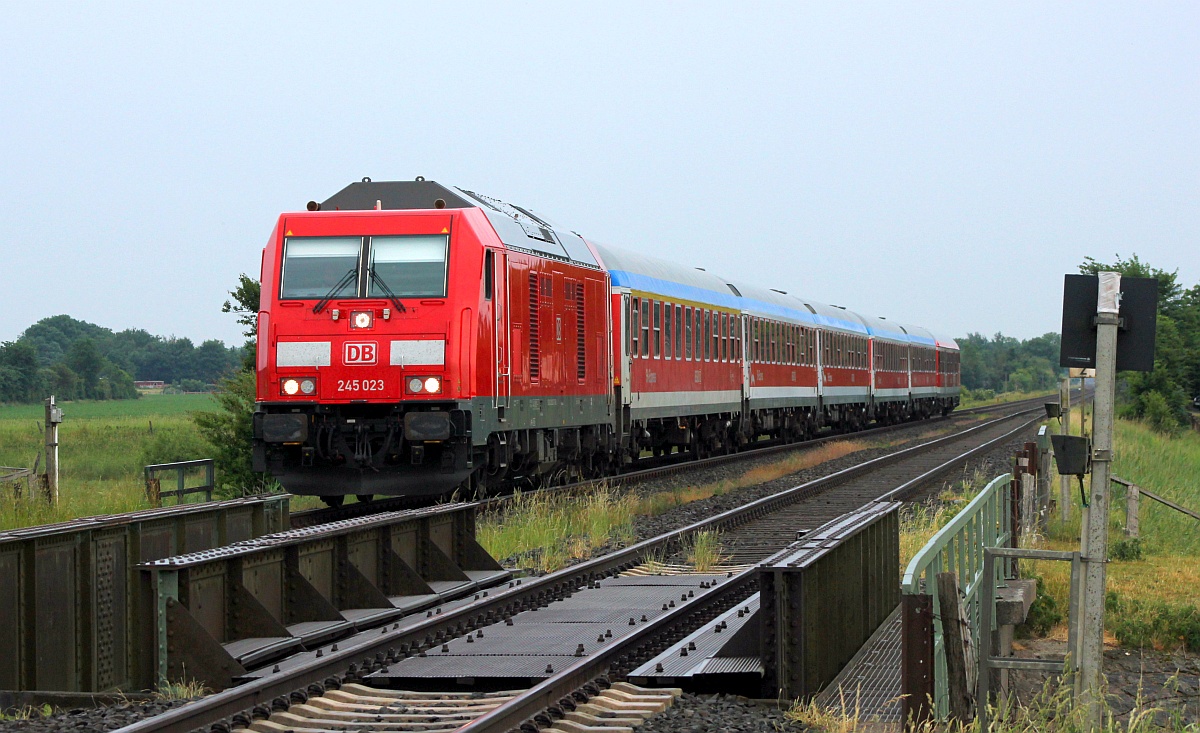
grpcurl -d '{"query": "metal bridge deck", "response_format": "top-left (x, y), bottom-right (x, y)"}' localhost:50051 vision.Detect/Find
top-left (365, 574), bottom-right (727, 689)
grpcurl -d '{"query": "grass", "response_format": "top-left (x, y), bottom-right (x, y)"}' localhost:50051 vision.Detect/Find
top-left (479, 439), bottom-right (872, 574)
top-left (476, 486), bottom-right (639, 573)
top-left (0, 703), bottom-right (53, 721)
top-left (788, 675), bottom-right (1196, 731)
top-left (684, 530), bottom-right (727, 571)
top-left (0, 394), bottom-right (218, 530)
top-left (959, 389), bottom-right (1049, 410)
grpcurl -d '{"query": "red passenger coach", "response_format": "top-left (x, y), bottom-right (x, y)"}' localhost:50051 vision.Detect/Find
top-left (254, 179), bottom-right (960, 505)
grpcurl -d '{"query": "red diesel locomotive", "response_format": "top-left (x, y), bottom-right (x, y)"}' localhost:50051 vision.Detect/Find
top-left (253, 179), bottom-right (959, 505)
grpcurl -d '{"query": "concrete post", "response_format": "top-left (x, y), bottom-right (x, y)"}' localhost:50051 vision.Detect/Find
top-left (1060, 376), bottom-right (1071, 522)
top-left (1125, 484), bottom-right (1139, 538)
top-left (43, 396), bottom-right (61, 504)
top-left (1079, 272), bottom-right (1120, 728)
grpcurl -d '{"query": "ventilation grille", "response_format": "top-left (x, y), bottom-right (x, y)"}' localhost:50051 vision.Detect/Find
top-left (575, 283), bottom-right (586, 381)
top-left (528, 272), bottom-right (540, 380)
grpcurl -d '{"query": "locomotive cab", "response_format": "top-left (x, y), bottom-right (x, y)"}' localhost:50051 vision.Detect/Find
top-left (253, 182), bottom-right (493, 500)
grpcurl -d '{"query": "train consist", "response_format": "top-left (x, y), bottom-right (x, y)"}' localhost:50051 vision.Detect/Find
top-left (253, 179), bottom-right (960, 504)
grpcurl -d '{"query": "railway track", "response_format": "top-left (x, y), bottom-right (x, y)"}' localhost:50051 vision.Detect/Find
top-left (286, 391), bottom-right (1070, 529)
top-left (113, 403), bottom-right (1044, 733)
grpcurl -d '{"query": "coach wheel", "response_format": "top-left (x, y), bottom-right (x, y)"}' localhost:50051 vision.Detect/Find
top-left (321, 495), bottom-right (345, 508)
top-left (356, 494), bottom-right (374, 503)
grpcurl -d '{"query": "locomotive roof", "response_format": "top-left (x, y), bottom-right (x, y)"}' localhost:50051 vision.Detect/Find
top-left (318, 179), bottom-right (600, 268)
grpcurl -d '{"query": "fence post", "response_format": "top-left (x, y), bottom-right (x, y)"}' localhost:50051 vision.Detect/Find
top-left (936, 573), bottom-right (974, 724)
top-left (901, 593), bottom-right (935, 727)
top-left (44, 396), bottom-right (63, 504)
top-left (1125, 483), bottom-right (1139, 538)
top-left (146, 477), bottom-right (162, 508)
top-left (1037, 427), bottom-right (1051, 531)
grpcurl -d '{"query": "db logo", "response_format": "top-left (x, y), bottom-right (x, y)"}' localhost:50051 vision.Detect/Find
top-left (343, 342), bottom-right (377, 365)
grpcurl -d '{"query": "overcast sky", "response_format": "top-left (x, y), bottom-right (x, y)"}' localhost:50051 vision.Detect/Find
top-left (2, 3), bottom-right (1195, 347)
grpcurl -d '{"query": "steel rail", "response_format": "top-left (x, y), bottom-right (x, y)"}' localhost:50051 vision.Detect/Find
top-left (113, 406), bottom-right (1044, 733)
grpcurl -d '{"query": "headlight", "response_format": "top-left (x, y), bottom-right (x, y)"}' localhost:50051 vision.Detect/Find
top-left (406, 376), bottom-right (444, 394)
top-left (281, 377), bottom-right (316, 396)
top-left (351, 311), bottom-right (374, 329)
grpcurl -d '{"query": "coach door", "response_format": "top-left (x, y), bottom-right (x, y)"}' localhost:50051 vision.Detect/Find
top-left (489, 250), bottom-right (511, 415)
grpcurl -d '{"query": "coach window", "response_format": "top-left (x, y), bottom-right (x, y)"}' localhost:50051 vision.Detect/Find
top-left (629, 298), bottom-right (637, 357)
top-left (705, 311), bottom-right (715, 364)
top-left (674, 305), bottom-right (682, 359)
top-left (715, 314), bottom-right (724, 362)
top-left (280, 236), bottom-right (362, 299)
top-left (653, 301), bottom-right (662, 358)
top-left (684, 307), bottom-right (693, 359)
top-left (664, 302), bottom-right (673, 359)
top-left (641, 299), bottom-right (651, 357)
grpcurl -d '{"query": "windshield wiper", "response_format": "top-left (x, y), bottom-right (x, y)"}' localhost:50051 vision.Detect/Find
top-left (312, 268), bottom-right (358, 314)
top-left (367, 268), bottom-right (407, 313)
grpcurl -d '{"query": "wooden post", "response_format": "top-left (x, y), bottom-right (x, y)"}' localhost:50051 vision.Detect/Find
top-left (937, 572), bottom-right (975, 724)
top-left (43, 396), bottom-right (62, 504)
top-left (1021, 473), bottom-right (1036, 539)
top-left (1125, 483), bottom-right (1139, 538)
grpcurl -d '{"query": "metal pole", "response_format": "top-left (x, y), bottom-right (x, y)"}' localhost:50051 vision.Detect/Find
top-left (1079, 271), bottom-right (1120, 727)
top-left (1060, 376), bottom-right (1071, 522)
top-left (44, 396), bottom-right (60, 504)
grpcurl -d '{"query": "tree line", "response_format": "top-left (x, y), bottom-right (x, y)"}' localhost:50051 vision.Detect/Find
top-left (958, 331), bottom-right (1062, 396)
top-left (0, 314), bottom-right (246, 403)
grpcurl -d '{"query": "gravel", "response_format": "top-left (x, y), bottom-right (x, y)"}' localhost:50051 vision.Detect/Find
top-left (0, 698), bottom-right (198, 733)
top-left (1010, 639), bottom-right (1200, 727)
top-left (636, 692), bottom-right (803, 733)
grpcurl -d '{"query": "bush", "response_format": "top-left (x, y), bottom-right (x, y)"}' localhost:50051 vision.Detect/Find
top-left (1106, 591), bottom-right (1200, 652)
top-left (1109, 537), bottom-right (1144, 561)
top-left (1141, 390), bottom-right (1184, 436)
top-left (192, 370), bottom-right (270, 497)
top-left (139, 428), bottom-right (211, 467)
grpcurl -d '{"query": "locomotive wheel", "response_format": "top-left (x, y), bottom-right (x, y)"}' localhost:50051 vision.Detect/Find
top-left (321, 495), bottom-right (345, 508)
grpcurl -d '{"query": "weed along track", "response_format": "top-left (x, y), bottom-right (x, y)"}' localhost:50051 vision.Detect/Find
top-left (94, 405), bottom-right (1044, 733)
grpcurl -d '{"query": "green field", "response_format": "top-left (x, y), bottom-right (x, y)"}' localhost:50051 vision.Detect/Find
top-left (0, 393), bottom-right (217, 420)
top-left (0, 394), bottom-right (219, 530)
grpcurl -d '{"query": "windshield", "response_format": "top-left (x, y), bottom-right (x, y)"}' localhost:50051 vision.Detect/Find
top-left (368, 235), bottom-right (449, 298)
top-left (280, 237), bottom-right (361, 299)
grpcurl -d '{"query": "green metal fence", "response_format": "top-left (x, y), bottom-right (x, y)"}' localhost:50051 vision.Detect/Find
top-left (902, 473), bottom-right (1014, 720)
